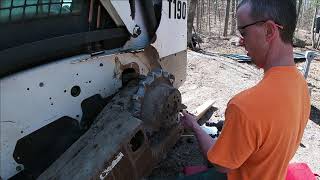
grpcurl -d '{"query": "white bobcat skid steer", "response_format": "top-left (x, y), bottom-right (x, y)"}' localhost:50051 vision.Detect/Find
top-left (0, 0), bottom-right (187, 179)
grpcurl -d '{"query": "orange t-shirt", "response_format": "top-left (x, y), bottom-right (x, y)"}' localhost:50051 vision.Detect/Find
top-left (207, 66), bottom-right (310, 180)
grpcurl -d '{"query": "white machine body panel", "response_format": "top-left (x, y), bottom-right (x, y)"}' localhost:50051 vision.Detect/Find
top-left (152, 0), bottom-right (187, 58)
top-left (0, 52), bottom-right (149, 179)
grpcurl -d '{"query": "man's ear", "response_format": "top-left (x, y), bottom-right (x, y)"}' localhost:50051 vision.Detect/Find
top-left (265, 21), bottom-right (277, 42)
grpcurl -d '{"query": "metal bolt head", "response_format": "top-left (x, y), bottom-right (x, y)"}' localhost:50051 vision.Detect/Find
top-left (132, 25), bottom-right (141, 38)
top-left (305, 51), bottom-right (315, 61)
top-left (16, 165), bottom-right (22, 171)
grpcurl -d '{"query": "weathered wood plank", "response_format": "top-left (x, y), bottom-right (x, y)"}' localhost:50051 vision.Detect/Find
top-left (192, 99), bottom-right (215, 121)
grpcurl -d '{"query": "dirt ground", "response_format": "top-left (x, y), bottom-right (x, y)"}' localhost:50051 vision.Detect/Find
top-left (148, 39), bottom-right (320, 179)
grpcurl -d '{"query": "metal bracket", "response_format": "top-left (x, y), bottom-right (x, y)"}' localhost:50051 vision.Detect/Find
top-left (303, 51), bottom-right (315, 79)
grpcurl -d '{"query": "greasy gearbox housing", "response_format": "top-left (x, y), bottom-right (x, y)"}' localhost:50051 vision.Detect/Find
top-left (132, 69), bottom-right (184, 134)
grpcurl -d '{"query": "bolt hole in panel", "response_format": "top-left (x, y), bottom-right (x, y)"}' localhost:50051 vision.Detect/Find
top-left (70, 85), bottom-right (81, 97)
top-left (129, 130), bottom-right (145, 152)
top-left (122, 68), bottom-right (139, 85)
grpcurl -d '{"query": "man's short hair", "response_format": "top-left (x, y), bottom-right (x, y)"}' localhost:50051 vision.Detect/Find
top-left (238, 0), bottom-right (297, 44)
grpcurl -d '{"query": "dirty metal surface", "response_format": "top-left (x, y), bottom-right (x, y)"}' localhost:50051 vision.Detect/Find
top-left (133, 69), bottom-right (184, 132)
top-left (39, 69), bottom-right (184, 180)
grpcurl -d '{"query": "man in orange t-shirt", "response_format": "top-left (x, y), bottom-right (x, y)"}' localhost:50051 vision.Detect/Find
top-left (180, 0), bottom-right (310, 180)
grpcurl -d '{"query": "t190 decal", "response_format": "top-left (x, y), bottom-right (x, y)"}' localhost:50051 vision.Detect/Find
top-left (168, 0), bottom-right (186, 19)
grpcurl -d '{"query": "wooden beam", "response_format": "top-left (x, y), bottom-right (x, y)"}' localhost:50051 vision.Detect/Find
top-left (182, 99), bottom-right (215, 121)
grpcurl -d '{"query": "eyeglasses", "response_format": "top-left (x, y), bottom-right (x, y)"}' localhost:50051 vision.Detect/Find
top-left (237, 20), bottom-right (267, 37)
top-left (237, 20), bottom-right (284, 37)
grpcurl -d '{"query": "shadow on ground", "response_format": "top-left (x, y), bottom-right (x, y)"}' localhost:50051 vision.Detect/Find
top-left (310, 105), bottom-right (320, 126)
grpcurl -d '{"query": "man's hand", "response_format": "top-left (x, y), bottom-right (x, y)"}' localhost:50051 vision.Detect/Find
top-left (239, 37), bottom-right (245, 47)
top-left (181, 111), bottom-right (232, 173)
top-left (180, 111), bottom-right (199, 131)
top-left (180, 111), bottom-right (217, 161)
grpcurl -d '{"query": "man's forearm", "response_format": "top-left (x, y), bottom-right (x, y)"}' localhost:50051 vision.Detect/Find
top-left (193, 125), bottom-right (231, 173)
top-left (192, 124), bottom-right (216, 158)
